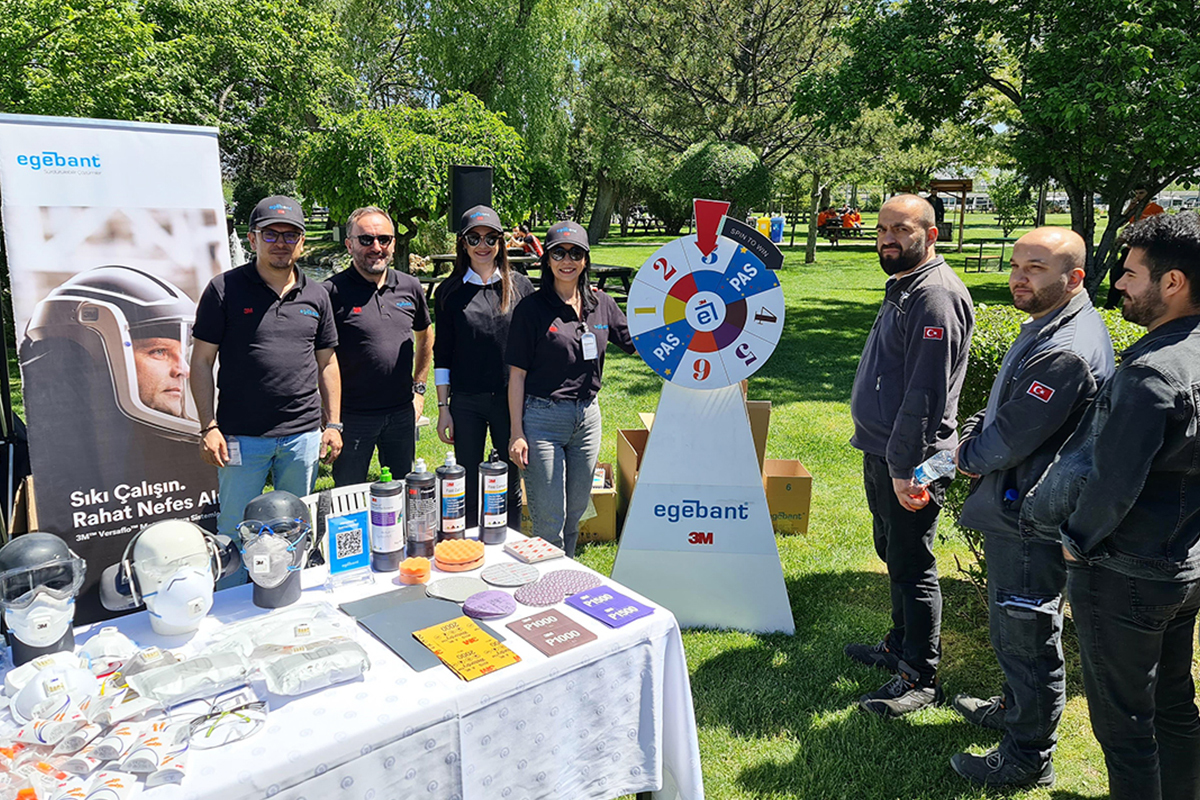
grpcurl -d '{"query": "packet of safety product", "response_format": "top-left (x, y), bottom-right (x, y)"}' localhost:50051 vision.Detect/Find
top-left (123, 652), bottom-right (249, 708)
top-left (49, 776), bottom-right (89, 800)
top-left (83, 771), bottom-right (134, 800)
top-left (15, 703), bottom-right (86, 746)
top-left (144, 747), bottom-right (187, 789)
top-left (50, 724), bottom-right (101, 757)
top-left (88, 723), bottom-right (143, 762)
top-left (97, 690), bottom-right (159, 728)
top-left (11, 757), bottom-right (69, 793)
top-left (113, 721), bottom-right (186, 774)
top-left (205, 603), bottom-right (355, 657)
top-left (10, 745), bottom-right (53, 770)
top-left (254, 638), bottom-right (371, 696)
top-left (111, 647), bottom-right (179, 686)
top-left (58, 742), bottom-right (103, 777)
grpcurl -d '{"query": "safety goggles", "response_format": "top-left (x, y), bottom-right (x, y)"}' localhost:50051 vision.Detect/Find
top-left (0, 553), bottom-right (86, 610)
top-left (355, 234), bottom-right (394, 247)
top-left (549, 247), bottom-right (586, 262)
top-left (134, 552), bottom-right (211, 584)
top-left (237, 517), bottom-right (311, 542)
top-left (464, 232), bottom-right (500, 247)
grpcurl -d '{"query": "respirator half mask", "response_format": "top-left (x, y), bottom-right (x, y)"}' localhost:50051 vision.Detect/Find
top-left (237, 517), bottom-right (311, 590)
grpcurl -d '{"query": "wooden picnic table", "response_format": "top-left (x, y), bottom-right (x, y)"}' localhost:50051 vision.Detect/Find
top-left (963, 238), bottom-right (1018, 272)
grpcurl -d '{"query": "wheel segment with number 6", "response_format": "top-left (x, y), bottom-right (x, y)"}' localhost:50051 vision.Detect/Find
top-left (628, 231), bottom-right (785, 389)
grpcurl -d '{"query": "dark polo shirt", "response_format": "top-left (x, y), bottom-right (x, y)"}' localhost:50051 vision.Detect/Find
top-left (506, 287), bottom-right (634, 403)
top-left (194, 260), bottom-right (338, 438)
top-left (324, 266), bottom-right (431, 414)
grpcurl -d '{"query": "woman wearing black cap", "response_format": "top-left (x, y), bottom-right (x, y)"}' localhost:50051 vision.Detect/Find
top-left (433, 205), bottom-right (535, 529)
top-left (506, 222), bottom-right (635, 557)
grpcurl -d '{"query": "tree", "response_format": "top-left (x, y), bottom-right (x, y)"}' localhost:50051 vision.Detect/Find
top-left (669, 142), bottom-right (771, 220)
top-left (590, 0), bottom-right (841, 171)
top-left (812, 0), bottom-right (1200, 297)
top-left (988, 171), bottom-right (1035, 237)
top-left (298, 94), bottom-right (527, 269)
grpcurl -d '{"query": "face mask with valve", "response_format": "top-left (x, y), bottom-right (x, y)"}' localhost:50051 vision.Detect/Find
top-left (237, 490), bottom-right (313, 609)
top-left (0, 533), bottom-right (87, 665)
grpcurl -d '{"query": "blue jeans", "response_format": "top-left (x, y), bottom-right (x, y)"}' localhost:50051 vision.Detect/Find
top-left (983, 530), bottom-right (1066, 769)
top-left (1068, 562), bottom-right (1200, 800)
top-left (332, 405), bottom-right (415, 487)
top-left (217, 430), bottom-right (321, 587)
top-left (521, 397), bottom-right (601, 558)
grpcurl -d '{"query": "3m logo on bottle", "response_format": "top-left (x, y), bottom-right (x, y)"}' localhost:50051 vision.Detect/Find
top-left (16, 151), bottom-right (102, 174)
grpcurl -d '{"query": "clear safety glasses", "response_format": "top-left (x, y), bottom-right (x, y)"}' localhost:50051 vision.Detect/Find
top-left (0, 553), bottom-right (85, 609)
top-left (134, 552), bottom-right (211, 584)
top-left (188, 700), bottom-right (268, 748)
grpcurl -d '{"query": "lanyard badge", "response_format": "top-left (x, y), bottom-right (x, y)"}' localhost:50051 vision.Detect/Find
top-left (580, 331), bottom-right (598, 361)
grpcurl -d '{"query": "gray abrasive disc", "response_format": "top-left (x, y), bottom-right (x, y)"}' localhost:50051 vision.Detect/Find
top-left (426, 577), bottom-right (489, 604)
top-left (481, 562), bottom-right (539, 588)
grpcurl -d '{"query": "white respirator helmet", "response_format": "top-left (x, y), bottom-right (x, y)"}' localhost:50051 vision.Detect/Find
top-left (99, 520), bottom-right (240, 636)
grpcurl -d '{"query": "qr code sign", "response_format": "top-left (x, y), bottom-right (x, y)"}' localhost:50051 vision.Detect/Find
top-left (335, 527), bottom-right (364, 560)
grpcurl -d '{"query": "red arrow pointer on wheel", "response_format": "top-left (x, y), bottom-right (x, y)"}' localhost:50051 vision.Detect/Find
top-left (694, 198), bottom-right (731, 258)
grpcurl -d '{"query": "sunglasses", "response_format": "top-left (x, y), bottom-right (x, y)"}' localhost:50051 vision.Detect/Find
top-left (355, 234), bottom-right (394, 247)
top-left (464, 232), bottom-right (501, 247)
top-left (549, 247), bottom-right (586, 262)
top-left (256, 229), bottom-right (302, 245)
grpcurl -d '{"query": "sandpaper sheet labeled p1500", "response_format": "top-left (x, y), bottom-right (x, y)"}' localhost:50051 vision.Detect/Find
top-left (565, 586), bottom-right (655, 628)
top-left (506, 610), bottom-right (597, 657)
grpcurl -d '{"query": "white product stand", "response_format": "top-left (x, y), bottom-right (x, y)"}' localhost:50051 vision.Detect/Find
top-left (612, 382), bottom-right (795, 634)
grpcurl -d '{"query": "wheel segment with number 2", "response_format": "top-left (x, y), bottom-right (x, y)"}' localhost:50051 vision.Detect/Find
top-left (628, 231), bottom-right (785, 389)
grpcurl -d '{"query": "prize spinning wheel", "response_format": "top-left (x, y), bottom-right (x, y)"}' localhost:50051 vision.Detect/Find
top-left (628, 219), bottom-right (786, 389)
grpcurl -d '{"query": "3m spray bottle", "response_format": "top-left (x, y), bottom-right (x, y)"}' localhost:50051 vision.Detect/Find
top-left (478, 449), bottom-right (509, 545)
top-left (369, 467), bottom-right (405, 571)
top-left (436, 452), bottom-right (467, 541)
top-left (405, 459), bottom-right (438, 558)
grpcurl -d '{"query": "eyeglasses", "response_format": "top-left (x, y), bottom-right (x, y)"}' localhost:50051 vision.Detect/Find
top-left (355, 234), bottom-right (394, 247)
top-left (549, 247), bottom-right (586, 262)
top-left (187, 700), bottom-right (267, 749)
top-left (464, 233), bottom-right (500, 247)
top-left (256, 229), bottom-right (302, 245)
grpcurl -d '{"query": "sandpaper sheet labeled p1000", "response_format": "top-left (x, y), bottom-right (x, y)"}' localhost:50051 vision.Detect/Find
top-left (506, 609), bottom-right (597, 657)
top-left (565, 586), bottom-right (655, 628)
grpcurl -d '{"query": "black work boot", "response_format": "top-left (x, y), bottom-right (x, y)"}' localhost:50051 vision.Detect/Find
top-left (951, 693), bottom-right (1008, 731)
top-left (950, 749), bottom-right (1055, 788)
top-left (858, 662), bottom-right (944, 717)
top-left (843, 633), bottom-right (901, 672)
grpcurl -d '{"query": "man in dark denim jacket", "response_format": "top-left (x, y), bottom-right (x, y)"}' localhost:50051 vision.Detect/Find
top-left (1022, 211), bottom-right (1200, 800)
top-left (948, 228), bottom-right (1114, 788)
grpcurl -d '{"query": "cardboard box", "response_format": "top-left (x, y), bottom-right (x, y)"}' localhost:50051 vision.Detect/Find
top-left (617, 428), bottom-right (649, 517)
top-left (520, 463), bottom-right (618, 543)
top-left (763, 459), bottom-right (813, 534)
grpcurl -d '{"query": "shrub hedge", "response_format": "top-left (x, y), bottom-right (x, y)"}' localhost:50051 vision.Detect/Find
top-left (943, 301), bottom-right (1145, 586)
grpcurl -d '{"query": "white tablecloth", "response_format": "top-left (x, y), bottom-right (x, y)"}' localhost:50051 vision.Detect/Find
top-left (59, 531), bottom-right (705, 800)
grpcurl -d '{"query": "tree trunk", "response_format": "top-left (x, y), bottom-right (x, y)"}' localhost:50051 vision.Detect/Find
top-left (805, 173), bottom-right (820, 264)
top-left (1063, 185), bottom-right (1101, 300)
top-left (850, 184), bottom-right (858, 207)
top-left (392, 207), bottom-right (429, 274)
top-left (1035, 183), bottom-right (1048, 227)
top-left (588, 174), bottom-right (616, 245)
top-left (819, 184), bottom-right (831, 210)
top-left (575, 179), bottom-right (589, 223)
top-left (1091, 195), bottom-right (1128, 305)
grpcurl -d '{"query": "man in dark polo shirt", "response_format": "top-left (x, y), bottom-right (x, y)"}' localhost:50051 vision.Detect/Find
top-left (190, 195), bottom-right (342, 580)
top-left (324, 205), bottom-right (432, 485)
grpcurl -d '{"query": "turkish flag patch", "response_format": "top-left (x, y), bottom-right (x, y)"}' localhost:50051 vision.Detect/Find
top-left (548, 325), bottom-right (558, 333)
top-left (1027, 381), bottom-right (1055, 403)
top-left (352, 306), bottom-right (362, 314)
top-left (923, 326), bottom-right (944, 340)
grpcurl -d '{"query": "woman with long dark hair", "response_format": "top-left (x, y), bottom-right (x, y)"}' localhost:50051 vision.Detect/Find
top-left (506, 221), bottom-right (635, 556)
top-left (433, 205), bottom-right (534, 529)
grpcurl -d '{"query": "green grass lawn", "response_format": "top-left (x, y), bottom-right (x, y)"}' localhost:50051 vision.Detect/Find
top-left (399, 244), bottom-right (1110, 799)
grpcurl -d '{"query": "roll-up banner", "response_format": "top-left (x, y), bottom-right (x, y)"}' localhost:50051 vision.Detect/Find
top-left (0, 114), bottom-right (228, 623)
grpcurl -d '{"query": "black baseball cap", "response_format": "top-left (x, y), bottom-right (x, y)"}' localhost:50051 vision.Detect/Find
top-left (544, 221), bottom-right (590, 252)
top-left (460, 205), bottom-right (503, 235)
top-left (250, 195), bottom-right (306, 232)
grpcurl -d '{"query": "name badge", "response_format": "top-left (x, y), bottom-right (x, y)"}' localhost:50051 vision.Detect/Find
top-left (581, 332), bottom-right (598, 361)
top-left (226, 437), bottom-right (243, 466)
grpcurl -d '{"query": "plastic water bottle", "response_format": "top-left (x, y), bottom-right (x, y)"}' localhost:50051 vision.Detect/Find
top-left (913, 450), bottom-right (957, 486)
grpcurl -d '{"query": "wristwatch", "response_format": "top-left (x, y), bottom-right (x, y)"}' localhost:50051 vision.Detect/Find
top-left (413, 381), bottom-right (427, 395)
top-left (325, 422), bottom-right (344, 432)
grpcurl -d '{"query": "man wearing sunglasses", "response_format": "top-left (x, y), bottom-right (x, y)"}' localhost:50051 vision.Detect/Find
top-left (191, 195), bottom-right (341, 587)
top-left (324, 205), bottom-right (433, 485)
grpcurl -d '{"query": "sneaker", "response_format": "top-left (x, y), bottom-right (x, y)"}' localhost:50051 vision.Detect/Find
top-left (950, 749), bottom-right (1054, 788)
top-left (844, 634), bottom-right (901, 672)
top-left (951, 694), bottom-right (1008, 731)
top-left (858, 669), bottom-right (944, 717)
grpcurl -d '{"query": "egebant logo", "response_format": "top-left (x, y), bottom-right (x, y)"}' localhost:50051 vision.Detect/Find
top-left (654, 499), bottom-right (749, 523)
top-left (16, 151), bottom-right (102, 174)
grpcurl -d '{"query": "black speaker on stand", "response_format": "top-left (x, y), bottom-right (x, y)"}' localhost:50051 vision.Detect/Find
top-left (449, 166), bottom-right (494, 232)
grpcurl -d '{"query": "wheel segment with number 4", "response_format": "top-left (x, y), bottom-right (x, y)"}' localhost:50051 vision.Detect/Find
top-left (628, 231), bottom-right (785, 389)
